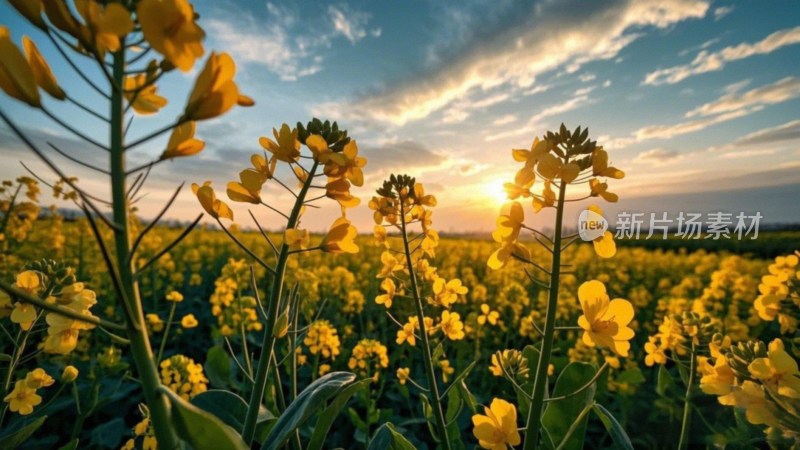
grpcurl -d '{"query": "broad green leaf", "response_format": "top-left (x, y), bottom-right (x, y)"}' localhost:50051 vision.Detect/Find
top-left (456, 381), bottom-right (478, 414)
top-left (191, 390), bottom-right (249, 430)
top-left (307, 378), bottom-right (371, 450)
top-left (261, 371), bottom-right (356, 450)
top-left (444, 387), bottom-right (466, 450)
top-left (656, 365), bottom-right (674, 396)
top-left (0, 415), bottom-right (47, 450)
top-left (90, 418), bottom-right (126, 449)
top-left (367, 422), bottom-right (417, 450)
top-left (205, 346), bottom-right (233, 388)
top-left (160, 386), bottom-right (248, 450)
top-left (542, 362), bottom-right (597, 450)
top-left (592, 404), bottom-right (634, 450)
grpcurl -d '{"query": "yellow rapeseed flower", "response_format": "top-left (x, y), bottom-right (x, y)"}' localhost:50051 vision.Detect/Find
top-left (471, 398), bottom-right (521, 450)
top-left (184, 52), bottom-right (252, 120)
top-left (375, 278), bottom-right (396, 308)
top-left (576, 280), bottom-right (634, 357)
top-left (180, 314), bottom-right (198, 329)
top-left (192, 181), bottom-right (233, 220)
top-left (25, 368), bottom-right (54, 389)
top-left (748, 339), bottom-right (800, 399)
top-left (137, 0), bottom-right (205, 71)
top-left (3, 380), bottom-right (41, 415)
top-left (321, 217), bottom-right (359, 254)
top-left (22, 36), bottom-right (65, 100)
top-left (440, 310), bottom-right (465, 341)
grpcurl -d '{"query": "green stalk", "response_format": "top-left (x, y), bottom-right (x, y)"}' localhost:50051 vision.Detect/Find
top-left (241, 161), bottom-right (320, 444)
top-left (109, 50), bottom-right (178, 449)
top-left (399, 202), bottom-right (452, 450)
top-left (678, 342), bottom-right (697, 450)
top-left (523, 177), bottom-right (568, 450)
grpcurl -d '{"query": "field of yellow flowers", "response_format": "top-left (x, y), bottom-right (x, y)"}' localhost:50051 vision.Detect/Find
top-left (2, 176), bottom-right (800, 449)
top-left (2, 1), bottom-right (800, 450)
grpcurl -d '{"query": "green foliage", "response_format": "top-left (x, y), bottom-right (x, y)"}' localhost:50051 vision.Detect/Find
top-left (368, 422), bottom-right (418, 450)
top-left (0, 415), bottom-right (47, 450)
top-left (261, 371), bottom-right (357, 450)
top-left (542, 362), bottom-right (597, 450)
top-left (159, 387), bottom-right (249, 450)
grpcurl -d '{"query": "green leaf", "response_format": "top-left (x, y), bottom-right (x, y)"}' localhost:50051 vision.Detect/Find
top-left (90, 418), bottom-right (126, 449)
top-left (0, 416), bottom-right (47, 450)
top-left (191, 390), bottom-right (249, 431)
top-left (592, 404), bottom-right (634, 450)
top-left (0, 353), bottom-right (11, 362)
top-left (57, 439), bottom-right (79, 450)
top-left (307, 378), bottom-right (371, 450)
top-left (456, 381), bottom-right (478, 414)
top-left (261, 371), bottom-right (356, 450)
top-left (656, 365), bottom-right (674, 396)
top-left (160, 387), bottom-right (249, 450)
top-left (542, 362), bottom-right (597, 450)
top-left (615, 368), bottom-right (645, 386)
top-left (444, 388), bottom-right (466, 450)
top-left (367, 422), bottom-right (417, 450)
top-left (205, 346), bottom-right (233, 388)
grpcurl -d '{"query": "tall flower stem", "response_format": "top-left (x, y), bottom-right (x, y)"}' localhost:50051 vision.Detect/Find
top-left (523, 178), bottom-right (568, 450)
top-left (241, 161), bottom-right (320, 444)
top-left (109, 49), bottom-right (178, 449)
top-left (678, 342), bottom-right (697, 450)
top-left (399, 202), bottom-right (452, 450)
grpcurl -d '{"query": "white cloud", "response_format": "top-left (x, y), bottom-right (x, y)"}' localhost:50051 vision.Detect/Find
top-left (329, 4), bottom-right (373, 44)
top-left (644, 26), bottom-right (800, 85)
top-left (634, 148), bottom-right (682, 164)
top-left (207, 2), bottom-right (378, 81)
top-left (485, 95), bottom-right (592, 141)
top-left (686, 77), bottom-right (800, 117)
top-left (730, 120), bottom-right (800, 147)
top-left (316, 0), bottom-right (710, 126)
top-left (719, 148), bottom-right (776, 159)
top-left (713, 6), bottom-right (734, 20)
top-left (492, 114), bottom-right (518, 126)
top-left (608, 78), bottom-right (800, 146)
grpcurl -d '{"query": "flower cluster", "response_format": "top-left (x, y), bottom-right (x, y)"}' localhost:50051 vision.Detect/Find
top-left (208, 258), bottom-right (263, 336)
top-left (3, 368), bottom-right (55, 416)
top-left (303, 320), bottom-right (342, 371)
top-left (701, 338), bottom-right (800, 447)
top-left (754, 253), bottom-right (800, 334)
top-left (159, 354), bottom-right (208, 401)
top-left (347, 339), bottom-right (389, 382)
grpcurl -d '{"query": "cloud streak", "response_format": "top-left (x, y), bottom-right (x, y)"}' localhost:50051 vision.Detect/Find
top-left (644, 26), bottom-right (800, 85)
top-left (316, 0), bottom-right (709, 126)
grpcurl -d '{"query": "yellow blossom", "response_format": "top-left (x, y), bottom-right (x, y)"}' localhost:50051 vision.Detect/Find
top-left (285, 228), bottom-right (310, 251)
top-left (184, 52), bottom-right (252, 121)
top-left (192, 181), bottom-right (233, 220)
top-left (471, 398), bottom-right (521, 450)
top-left (3, 380), bottom-right (41, 415)
top-left (432, 277), bottom-right (468, 308)
top-left (166, 291), bottom-right (184, 302)
top-left (321, 217), bottom-right (359, 254)
top-left (181, 314), bottom-right (198, 329)
top-left (25, 368), bottom-right (54, 389)
top-left (160, 122), bottom-right (204, 159)
top-left (477, 303), bottom-right (499, 326)
top-left (22, 36), bottom-right (65, 100)
top-left (576, 280), bottom-right (635, 357)
top-left (397, 367), bottom-right (410, 385)
top-left (748, 339), bottom-right (800, 399)
top-left (440, 310), bottom-right (465, 341)
top-left (375, 278), bottom-right (396, 309)
top-left (137, 0), bottom-right (205, 71)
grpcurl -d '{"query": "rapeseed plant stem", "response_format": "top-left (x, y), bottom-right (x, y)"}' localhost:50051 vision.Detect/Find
top-left (241, 160), bottom-right (320, 444)
top-left (523, 177), bottom-right (567, 450)
top-left (108, 49), bottom-right (178, 450)
top-left (399, 201), bottom-right (452, 450)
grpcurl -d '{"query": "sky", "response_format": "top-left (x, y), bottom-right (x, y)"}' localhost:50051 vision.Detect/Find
top-left (1, 0), bottom-right (799, 234)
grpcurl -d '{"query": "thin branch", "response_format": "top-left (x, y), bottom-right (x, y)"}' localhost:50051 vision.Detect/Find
top-left (545, 362), bottom-right (609, 402)
top-left (272, 177), bottom-right (298, 198)
top-left (0, 109), bottom-right (119, 231)
top-left (0, 280), bottom-right (125, 331)
top-left (249, 210), bottom-right (279, 258)
top-left (125, 120), bottom-right (186, 151)
top-left (46, 30), bottom-right (108, 99)
top-left (260, 201), bottom-right (290, 221)
top-left (515, 255), bottom-right (552, 275)
top-left (127, 163), bottom-right (152, 200)
top-left (42, 108), bottom-right (109, 152)
top-left (65, 94), bottom-right (109, 122)
top-left (129, 183), bottom-right (185, 260)
top-left (136, 214), bottom-right (203, 274)
top-left (216, 218), bottom-right (276, 275)
top-left (47, 142), bottom-right (109, 174)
